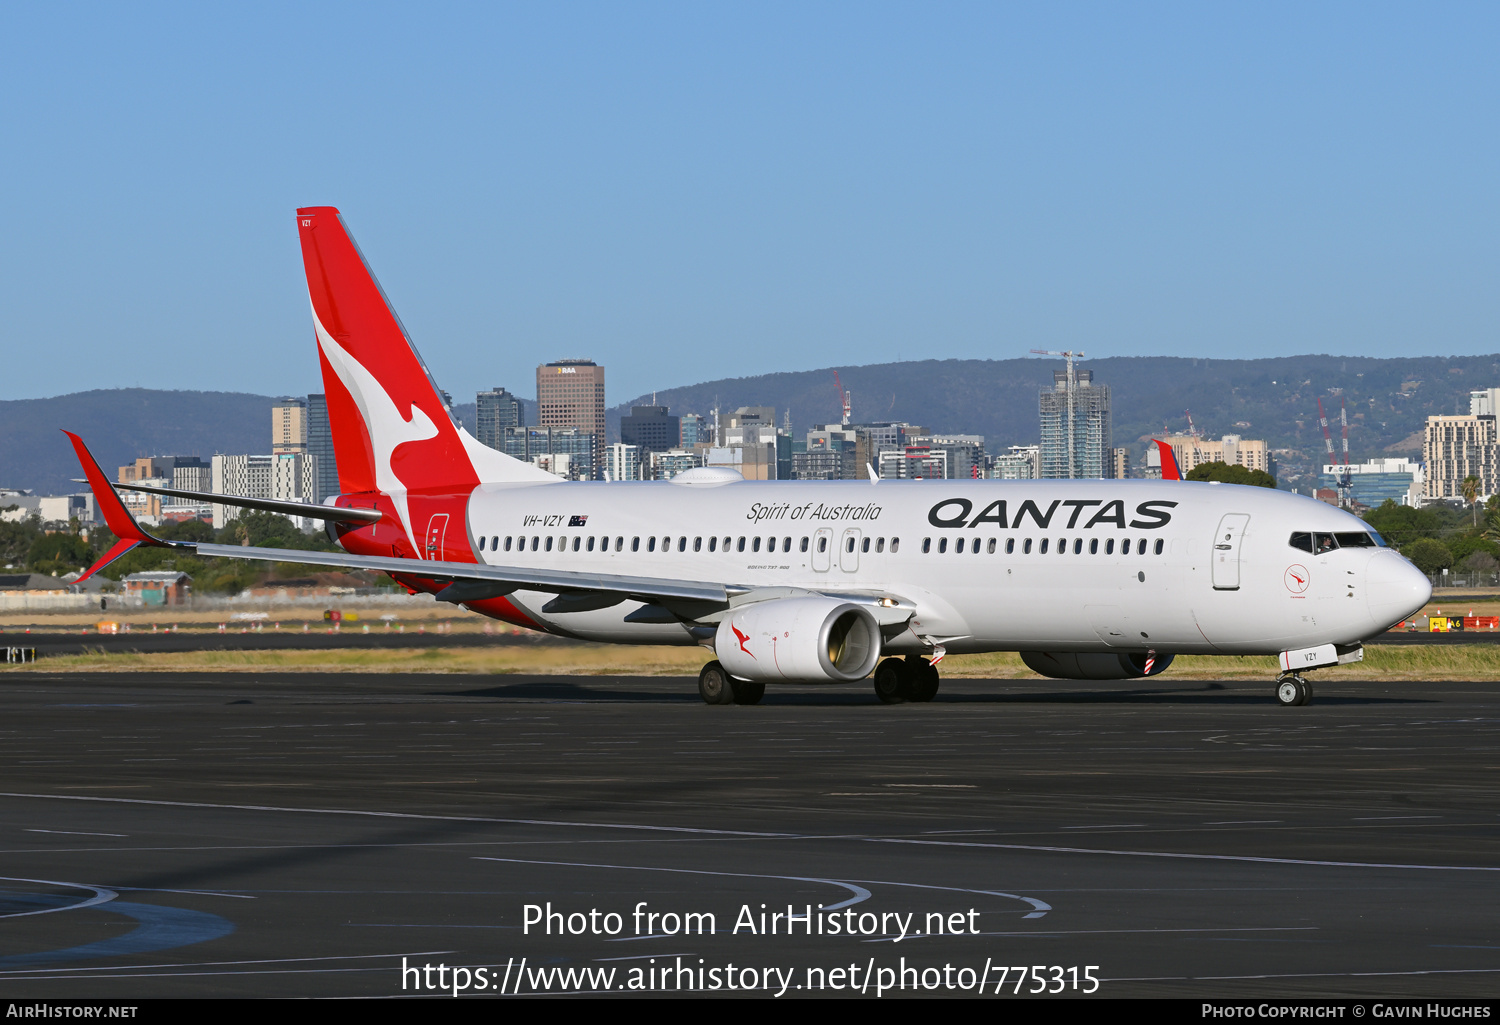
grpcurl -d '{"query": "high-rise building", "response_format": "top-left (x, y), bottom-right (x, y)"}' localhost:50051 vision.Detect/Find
top-left (211, 453), bottom-right (318, 529)
top-left (620, 405), bottom-right (680, 454)
top-left (991, 445), bottom-right (1039, 480)
top-left (679, 413), bottom-right (707, 448)
top-left (928, 435), bottom-right (986, 479)
top-left (476, 387), bottom-right (525, 450)
top-left (1151, 433), bottom-right (1270, 476)
top-left (650, 448), bottom-right (704, 481)
top-left (1039, 368), bottom-right (1110, 479)
top-left (605, 443), bottom-right (643, 482)
top-left (501, 426), bottom-right (595, 481)
top-left (272, 398), bottom-right (308, 454)
top-left (1471, 388), bottom-right (1500, 416)
top-left (307, 393), bottom-right (341, 502)
top-left (1321, 457), bottom-right (1423, 507)
top-left (1424, 413), bottom-right (1498, 502)
top-left (537, 360), bottom-right (605, 477)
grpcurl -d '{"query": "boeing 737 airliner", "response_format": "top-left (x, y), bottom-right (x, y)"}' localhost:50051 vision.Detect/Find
top-left (68, 207), bottom-right (1432, 707)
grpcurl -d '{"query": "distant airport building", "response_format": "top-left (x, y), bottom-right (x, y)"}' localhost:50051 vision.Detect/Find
top-left (1039, 368), bottom-right (1111, 479)
top-left (537, 360), bottom-right (605, 477)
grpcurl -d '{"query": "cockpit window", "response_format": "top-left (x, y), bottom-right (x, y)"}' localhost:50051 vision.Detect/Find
top-left (1289, 532), bottom-right (1313, 553)
top-left (1334, 532), bottom-right (1378, 549)
top-left (1314, 533), bottom-right (1337, 555)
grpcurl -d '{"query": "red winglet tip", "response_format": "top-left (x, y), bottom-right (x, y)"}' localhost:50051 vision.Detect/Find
top-left (74, 537), bottom-right (140, 585)
top-left (61, 430), bottom-right (154, 543)
top-left (1153, 439), bottom-right (1182, 481)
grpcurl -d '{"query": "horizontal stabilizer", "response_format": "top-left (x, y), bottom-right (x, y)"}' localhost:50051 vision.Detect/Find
top-left (102, 481), bottom-right (382, 524)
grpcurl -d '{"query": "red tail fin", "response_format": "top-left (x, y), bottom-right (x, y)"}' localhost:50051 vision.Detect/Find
top-left (295, 207), bottom-right (553, 498)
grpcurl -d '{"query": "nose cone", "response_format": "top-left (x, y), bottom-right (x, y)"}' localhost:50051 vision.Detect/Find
top-left (1366, 550), bottom-right (1432, 630)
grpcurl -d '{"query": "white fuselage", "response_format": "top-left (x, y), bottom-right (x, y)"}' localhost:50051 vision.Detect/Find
top-left (443, 477), bottom-right (1429, 657)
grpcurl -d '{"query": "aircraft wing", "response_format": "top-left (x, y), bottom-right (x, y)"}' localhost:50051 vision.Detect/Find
top-left (185, 540), bottom-right (733, 605)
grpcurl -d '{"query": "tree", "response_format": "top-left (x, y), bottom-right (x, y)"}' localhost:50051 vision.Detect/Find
top-left (1462, 475), bottom-right (1481, 526)
top-left (1185, 461), bottom-right (1276, 488)
top-left (1404, 538), bottom-right (1453, 576)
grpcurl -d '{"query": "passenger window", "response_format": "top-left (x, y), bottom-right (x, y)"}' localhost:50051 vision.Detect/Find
top-left (615, 537), bottom-right (623, 552)
top-left (678, 537), bottom-right (687, 552)
top-left (505, 537), bottom-right (513, 552)
top-left (1137, 538), bottom-right (1147, 555)
top-left (738, 537), bottom-right (746, 552)
top-left (632, 537), bottom-right (640, 552)
top-left (783, 538), bottom-right (791, 553)
top-left (1289, 532), bottom-right (1313, 553)
top-left (1023, 538), bottom-right (1032, 554)
top-left (1005, 538), bottom-right (1014, 554)
top-left (478, 536), bottom-right (486, 551)
top-left (709, 537), bottom-right (717, 552)
top-left (1073, 538), bottom-right (1082, 554)
top-left (1121, 538), bottom-right (1130, 554)
top-left (572, 537), bottom-right (581, 552)
top-left (801, 537), bottom-right (810, 553)
top-left (1090, 538), bottom-right (1098, 554)
top-left (818, 537), bottom-right (827, 553)
top-left (723, 536), bottom-right (731, 551)
top-left (890, 538), bottom-right (899, 552)
top-left (1105, 538), bottom-right (1114, 555)
top-left (694, 537), bottom-right (702, 552)
top-left (955, 538), bottom-right (965, 554)
top-left (987, 538), bottom-right (996, 554)
top-left (861, 537), bottom-right (870, 553)
top-left (531, 536), bottom-right (539, 551)
top-left (938, 538), bottom-right (948, 554)
top-left (587, 536), bottom-right (595, 552)
top-left (648, 537), bottom-right (657, 552)
top-left (877, 538), bottom-right (886, 553)
top-left (922, 538), bottom-right (931, 554)
top-left (753, 537), bottom-right (761, 552)
top-left (545, 537), bottom-right (553, 552)
top-left (1154, 539), bottom-right (1164, 555)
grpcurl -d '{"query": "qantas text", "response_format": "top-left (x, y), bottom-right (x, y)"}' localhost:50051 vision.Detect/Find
top-left (927, 498), bottom-right (1178, 531)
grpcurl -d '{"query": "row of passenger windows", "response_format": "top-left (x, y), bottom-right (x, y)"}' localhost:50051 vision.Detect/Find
top-left (921, 536), bottom-right (1165, 556)
top-left (1288, 531), bottom-right (1383, 554)
top-left (476, 534), bottom-right (904, 555)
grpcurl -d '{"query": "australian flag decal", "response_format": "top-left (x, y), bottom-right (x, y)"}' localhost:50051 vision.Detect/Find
top-left (568, 515), bottom-right (588, 527)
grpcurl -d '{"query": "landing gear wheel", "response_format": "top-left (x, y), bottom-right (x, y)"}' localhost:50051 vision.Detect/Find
top-left (1275, 674), bottom-right (1311, 707)
top-left (908, 661), bottom-right (940, 702)
top-left (731, 679), bottom-right (765, 705)
top-left (873, 658), bottom-right (908, 704)
top-left (698, 660), bottom-right (736, 705)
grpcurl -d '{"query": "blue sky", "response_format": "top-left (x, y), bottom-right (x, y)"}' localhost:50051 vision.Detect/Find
top-left (1, 2), bottom-right (1496, 404)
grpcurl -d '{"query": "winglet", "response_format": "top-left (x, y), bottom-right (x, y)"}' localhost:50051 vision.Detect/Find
top-left (63, 431), bottom-right (164, 583)
top-left (1152, 439), bottom-right (1182, 481)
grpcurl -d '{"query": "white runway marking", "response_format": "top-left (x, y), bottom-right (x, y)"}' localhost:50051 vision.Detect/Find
top-left (0, 877), bottom-right (117, 919)
top-left (474, 856), bottom-right (873, 910)
top-left (872, 837), bottom-right (1500, 872)
top-left (25, 829), bottom-right (127, 837)
top-left (0, 791), bottom-right (794, 837)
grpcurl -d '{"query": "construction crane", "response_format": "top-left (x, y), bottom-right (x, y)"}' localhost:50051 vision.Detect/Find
top-left (831, 370), bottom-right (851, 426)
top-left (1184, 409), bottom-right (1202, 438)
top-left (1316, 397), bottom-right (1354, 505)
top-left (1030, 349), bottom-right (1085, 478)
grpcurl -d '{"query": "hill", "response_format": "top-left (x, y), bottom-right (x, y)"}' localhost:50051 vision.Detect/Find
top-left (0, 389), bottom-right (275, 495)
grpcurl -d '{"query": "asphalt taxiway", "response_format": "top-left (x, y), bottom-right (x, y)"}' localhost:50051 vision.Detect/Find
top-left (0, 671), bottom-right (1497, 998)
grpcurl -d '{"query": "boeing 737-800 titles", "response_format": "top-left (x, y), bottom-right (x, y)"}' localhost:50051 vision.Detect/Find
top-left (68, 207), bottom-right (1432, 708)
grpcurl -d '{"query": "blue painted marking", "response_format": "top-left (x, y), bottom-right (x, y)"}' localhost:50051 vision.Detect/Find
top-left (0, 900), bottom-right (234, 967)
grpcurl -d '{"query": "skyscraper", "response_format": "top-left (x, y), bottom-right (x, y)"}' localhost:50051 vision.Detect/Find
top-left (1039, 367), bottom-right (1111, 479)
top-left (537, 359), bottom-right (605, 477)
top-left (476, 387), bottom-right (525, 450)
top-left (620, 405), bottom-right (680, 454)
top-left (272, 398), bottom-right (307, 454)
top-left (307, 393), bottom-right (340, 501)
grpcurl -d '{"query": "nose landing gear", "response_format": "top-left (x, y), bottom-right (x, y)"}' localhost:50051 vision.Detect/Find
top-left (1275, 672), bottom-right (1313, 707)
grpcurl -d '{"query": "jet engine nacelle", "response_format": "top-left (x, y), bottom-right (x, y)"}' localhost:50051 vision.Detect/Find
top-left (715, 596), bottom-right (882, 683)
top-left (1020, 651), bottom-right (1175, 681)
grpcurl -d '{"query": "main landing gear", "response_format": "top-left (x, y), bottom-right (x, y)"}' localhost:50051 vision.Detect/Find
top-left (1275, 672), bottom-right (1313, 707)
top-left (697, 660), bottom-right (765, 706)
top-left (873, 655), bottom-right (940, 704)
